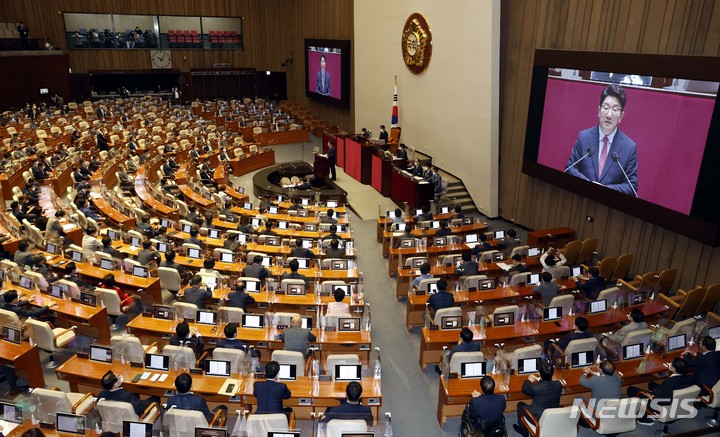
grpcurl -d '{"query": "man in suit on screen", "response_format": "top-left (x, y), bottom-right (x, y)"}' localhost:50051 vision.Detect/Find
top-left (565, 84), bottom-right (638, 196)
top-left (315, 53), bottom-right (332, 96)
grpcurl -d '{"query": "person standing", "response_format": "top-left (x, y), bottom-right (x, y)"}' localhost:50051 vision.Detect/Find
top-left (327, 141), bottom-right (337, 181)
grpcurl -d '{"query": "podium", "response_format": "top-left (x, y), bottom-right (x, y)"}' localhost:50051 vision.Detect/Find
top-left (313, 153), bottom-right (329, 180)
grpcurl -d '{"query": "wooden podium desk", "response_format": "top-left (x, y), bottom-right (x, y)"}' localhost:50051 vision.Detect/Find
top-left (134, 166), bottom-right (180, 222)
top-left (437, 346), bottom-right (692, 426)
top-left (0, 341), bottom-right (45, 389)
top-left (178, 185), bottom-right (216, 213)
top-left (56, 355), bottom-right (381, 423)
top-left (88, 195), bottom-right (135, 230)
top-left (404, 279), bottom-right (576, 330)
top-left (389, 169), bottom-right (434, 210)
top-left (126, 315), bottom-right (373, 364)
top-left (418, 301), bottom-right (669, 369)
top-left (381, 222), bottom-right (489, 257)
top-left (395, 257), bottom-right (543, 300)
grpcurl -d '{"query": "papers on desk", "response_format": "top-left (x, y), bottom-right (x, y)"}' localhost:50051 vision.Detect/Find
top-left (496, 262), bottom-right (513, 272)
top-left (61, 223), bottom-right (76, 231)
top-left (465, 242), bottom-right (479, 249)
top-left (0, 420), bottom-right (19, 436)
top-left (219, 378), bottom-right (240, 396)
top-left (89, 192), bottom-right (101, 199)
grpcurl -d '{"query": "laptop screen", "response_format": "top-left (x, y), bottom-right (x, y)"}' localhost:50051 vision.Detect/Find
top-left (338, 318), bottom-right (361, 332)
top-left (331, 260), bottom-right (348, 270)
top-left (440, 206), bottom-right (450, 214)
top-left (153, 305), bottom-right (174, 320)
top-left (278, 363), bottom-right (297, 381)
top-left (431, 220), bottom-right (440, 229)
top-left (296, 258), bottom-right (310, 269)
top-left (182, 224), bottom-right (193, 233)
top-left (107, 229), bottom-right (119, 240)
top-left (144, 353), bottom-right (170, 371)
top-left (327, 200), bottom-right (338, 208)
top-left (301, 198), bottom-right (310, 206)
top-left (571, 266), bottom-right (584, 277)
top-left (335, 364), bottom-right (361, 381)
top-left (133, 266), bottom-right (148, 278)
top-left (56, 413), bottom-right (86, 435)
top-left (667, 334), bottom-right (686, 351)
top-left (205, 360), bottom-right (231, 377)
top-left (493, 312), bottom-right (514, 327)
top-left (243, 202), bottom-right (252, 210)
top-left (2, 326), bottom-right (21, 344)
top-left (49, 284), bottom-right (64, 298)
top-left (70, 250), bottom-right (84, 262)
top-left (244, 280), bottom-right (259, 293)
top-left (493, 251), bottom-right (507, 261)
top-left (278, 221), bottom-right (288, 230)
top-left (434, 237), bottom-right (447, 246)
top-left (623, 343), bottom-right (644, 360)
top-left (301, 316), bottom-right (313, 330)
top-left (18, 275), bottom-right (33, 290)
top-left (242, 314), bottom-right (264, 328)
top-left (528, 247), bottom-right (541, 257)
top-left (194, 428), bottom-right (227, 437)
top-left (80, 291), bottom-right (97, 307)
top-left (302, 239), bottom-right (313, 249)
top-left (0, 401), bottom-right (21, 423)
top-left (46, 242), bottom-right (57, 255)
top-left (629, 292), bottom-right (646, 305)
top-left (268, 433), bottom-right (301, 437)
top-left (156, 242), bottom-right (169, 253)
top-left (460, 361), bottom-right (486, 378)
top-left (480, 279), bottom-right (496, 290)
top-left (196, 311), bottom-right (217, 325)
top-left (268, 206), bottom-right (278, 214)
top-left (518, 357), bottom-right (541, 374)
top-left (187, 248), bottom-right (201, 259)
top-left (441, 316), bottom-right (463, 329)
top-left (100, 258), bottom-right (115, 271)
top-left (709, 325), bottom-right (720, 340)
top-left (123, 421), bottom-right (153, 437)
top-left (494, 230), bottom-right (506, 239)
top-left (90, 345), bottom-right (113, 363)
top-left (207, 229), bottom-right (220, 239)
top-left (571, 351), bottom-right (594, 368)
top-left (589, 299), bottom-right (607, 314)
top-left (543, 306), bottom-right (562, 322)
top-left (130, 237), bottom-right (141, 247)
top-left (395, 223), bottom-right (407, 231)
top-left (261, 256), bottom-right (272, 266)
top-left (160, 219), bottom-right (172, 228)
top-left (465, 234), bottom-right (478, 244)
top-left (220, 252), bottom-right (234, 263)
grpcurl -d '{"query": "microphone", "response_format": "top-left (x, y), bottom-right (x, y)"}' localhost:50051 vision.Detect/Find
top-left (611, 152), bottom-right (638, 197)
top-left (564, 148), bottom-right (595, 172)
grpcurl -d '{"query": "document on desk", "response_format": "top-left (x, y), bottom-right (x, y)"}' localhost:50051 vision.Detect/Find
top-left (149, 373), bottom-right (160, 382)
top-left (219, 378), bottom-right (239, 396)
top-left (158, 374), bottom-right (168, 382)
top-left (496, 262), bottom-right (512, 271)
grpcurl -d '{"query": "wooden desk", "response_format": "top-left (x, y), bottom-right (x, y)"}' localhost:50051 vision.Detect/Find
top-left (381, 222), bottom-right (489, 257)
top-left (254, 129), bottom-right (309, 147)
top-left (178, 185), bottom-right (216, 213)
top-left (134, 161), bottom-right (179, 221)
top-left (0, 340), bottom-right (45, 388)
top-left (376, 212), bottom-right (454, 242)
top-left (88, 194), bottom-right (135, 230)
top-left (28, 290), bottom-right (111, 344)
top-left (390, 168), bottom-right (433, 210)
top-left (527, 227), bottom-right (576, 249)
top-left (229, 150), bottom-right (276, 176)
top-left (388, 243), bottom-right (470, 277)
top-left (418, 301), bottom-right (669, 369)
top-left (9, 422), bottom-right (100, 436)
top-left (231, 207), bottom-right (350, 225)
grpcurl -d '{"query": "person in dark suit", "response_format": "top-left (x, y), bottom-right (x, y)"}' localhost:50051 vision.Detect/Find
top-left (508, 254), bottom-right (531, 274)
top-left (435, 327), bottom-right (480, 375)
top-left (253, 361), bottom-right (292, 414)
top-left (464, 376), bottom-right (506, 436)
top-left (97, 129), bottom-right (108, 151)
top-left (684, 336), bottom-right (720, 395)
top-left (167, 373), bottom-right (226, 419)
top-left (214, 323), bottom-right (246, 351)
top-left (533, 272), bottom-right (560, 307)
top-left (327, 141), bottom-right (337, 180)
top-left (2, 290), bottom-right (51, 320)
top-left (225, 282), bottom-right (256, 311)
top-left (280, 259), bottom-right (310, 287)
top-left (427, 278), bottom-right (455, 313)
top-left (320, 381), bottom-right (373, 425)
top-left (169, 320), bottom-right (204, 357)
top-left (471, 233), bottom-right (493, 258)
top-left (315, 54), bottom-right (331, 96)
top-left (160, 249), bottom-right (191, 286)
top-left (242, 255), bottom-right (269, 282)
top-left (396, 143), bottom-right (408, 160)
top-left (514, 362), bottom-right (563, 436)
top-left (290, 238), bottom-right (315, 260)
top-left (575, 267), bottom-right (607, 300)
top-left (545, 316), bottom-right (592, 354)
top-left (183, 227), bottom-right (204, 249)
top-left (435, 220), bottom-right (451, 236)
top-left (96, 106), bottom-right (106, 120)
top-left (183, 275), bottom-right (212, 309)
top-left (456, 252), bottom-right (479, 278)
top-left (99, 370), bottom-right (159, 416)
top-left (565, 84), bottom-right (638, 196)
top-left (30, 160), bottom-right (49, 180)
top-left (627, 358), bottom-right (696, 425)
top-left (500, 229), bottom-right (521, 254)
top-left (379, 125), bottom-right (389, 144)
top-left (325, 239), bottom-right (345, 258)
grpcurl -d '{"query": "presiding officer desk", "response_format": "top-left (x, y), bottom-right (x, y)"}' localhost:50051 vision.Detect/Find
top-left (125, 315), bottom-right (373, 364)
top-left (56, 354), bottom-right (382, 423)
top-left (419, 300), bottom-right (669, 369)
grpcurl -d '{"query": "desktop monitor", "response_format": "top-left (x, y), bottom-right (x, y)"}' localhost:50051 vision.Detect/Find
top-left (89, 345), bottom-right (113, 363)
top-left (331, 260), bottom-right (348, 270)
top-left (480, 279), bottom-right (496, 290)
top-left (571, 266), bottom-right (584, 277)
top-left (99, 258), bottom-right (115, 271)
top-left (287, 284), bottom-right (306, 296)
top-left (2, 326), bottom-right (21, 344)
top-left (440, 206), bottom-right (450, 214)
top-left (338, 318), bottom-right (361, 332)
top-left (493, 312), bottom-right (514, 327)
top-left (543, 307), bottom-right (562, 322)
top-left (194, 428), bottom-right (227, 437)
top-left (278, 363), bottom-right (297, 381)
top-left (278, 221), bottom-right (289, 230)
top-left (220, 252), bottom-right (234, 263)
top-left (667, 334), bottom-right (687, 351)
top-left (527, 247), bottom-right (541, 257)
top-left (132, 266), bottom-right (149, 278)
top-left (709, 325), bottom-right (720, 340)
top-left (45, 242), bottom-right (57, 255)
top-left (518, 357), bottom-right (541, 374)
top-left (208, 229), bottom-right (221, 239)
top-left (242, 314), bottom-right (264, 329)
top-left (301, 316), bottom-right (313, 330)
top-left (333, 285), bottom-right (351, 298)
top-left (622, 343), bottom-right (644, 361)
top-left (144, 353), bottom-right (170, 371)
top-left (80, 291), bottom-right (97, 307)
top-left (196, 311), bottom-right (217, 325)
top-left (494, 230), bottom-right (506, 239)
top-left (182, 224), bottom-right (194, 233)
top-left (107, 229), bottom-right (120, 240)
top-left (123, 421), bottom-right (153, 437)
top-left (589, 299), bottom-right (608, 314)
top-left (460, 362), bottom-right (487, 378)
top-left (327, 200), bottom-right (338, 208)
top-left (0, 401), bottom-right (21, 423)
top-left (244, 281), bottom-right (260, 293)
top-left (70, 250), bottom-right (84, 263)
top-left (18, 275), bottom-right (33, 290)
top-left (570, 351), bottom-right (594, 368)
top-left (156, 242), bottom-right (169, 253)
top-left (465, 234), bottom-right (479, 244)
top-left (441, 316), bottom-right (463, 329)
top-left (528, 273), bottom-right (541, 285)
top-left (243, 202), bottom-right (253, 210)
top-left (56, 413), bottom-right (86, 435)
top-left (205, 360), bottom-right (231, 377)
top-left (153, 305), bottom-right (174, 320)
top-left (49, 284), bottom-right (64, 298)
top-left (187, 248), bottom-right (202, 259)
top-left (334, 364), bottom-right (361, 381)
top-left (268, 206), bottom-right (279, 214)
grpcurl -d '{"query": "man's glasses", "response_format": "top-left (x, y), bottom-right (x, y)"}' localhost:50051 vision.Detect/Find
top-left (600, 104), bottom-right (622, 114)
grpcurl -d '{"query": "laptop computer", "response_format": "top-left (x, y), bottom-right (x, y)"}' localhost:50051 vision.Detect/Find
top-left (480, 279), bottom-right (496, 290)
top-left (268, 432), bottom-right (300, 437)
top-left (207, 229), bottom-right (221, 239)
top-left (589, 299), bottom-right (608, 314)
top-left (45, 242), bottom-right (58, 255)
top-left (243, 202), bottom-right (253, 210)
top-left (80, 291), bottom-right (97, 307)
top-left (220, 252), bottom-right (234, 263)
top-left (493, 230), bottom-right (506, 239)
top-left (327, 200), bottom-right (338, 208)
top-left (18, 275), bottom-right (34, 290)
top-left (333, 285), bottom-right (351, 298)
top-left (287, 284), bottom-right (306, 296)
top-left (182, 224), bottom-right (194, 233)
top-left (278, 363), bottom-right (297, 381)
top-left (153, 305), bottom-right (174, 320)
top-left (527, 247), bottom-right (541, 257)
top-left (187, 248), bottom-right (202, 259)
top-left (123, 421), bottom-right (153, 437)
top-left (69, 250), bottom-right (84, 263)
top-left (331, 260), bottom-right (348, 270)
top-left (132, 265), bottom-right (149, 278)
top-left (622, 343), bottom-right (644, 361)
top-left (205, 360), bottom-right (231, 377)
top-left (244, 280), bottom-right (260, 293)
top-left (440, 206), bottom-right (450, 214)
top-left (528, 273), bottom-right (541, 285)
top-left (543, 306), bottom-right (562, 322)
top-left (570, 351), bottom-right (594, 368)
top-left (335, 364), bottom-right (361, 381)
top-left (571, 266), bottom-right (584, 277)
top-left (196, 310), bottom-right (217, 325)
top-left (194, 428), bottom-right (227, 437)
top-left (99, 257), bottom-right (115, 271)
top-left (460, 362), bottom-right (486, 378)
top-left (268, 206), bottom-right (279, 214)
top-left (0, 401), bottom-right (22, 433)
top-left (144, 353), bottom-right (170, 371)
top-left (629, 292), bottom-right (646, 305)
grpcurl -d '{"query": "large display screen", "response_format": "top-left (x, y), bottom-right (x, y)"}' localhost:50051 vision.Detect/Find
top-left (523, 50), bottom-right (720, 245)
top-left (304, 39), bottom-right (350, 108)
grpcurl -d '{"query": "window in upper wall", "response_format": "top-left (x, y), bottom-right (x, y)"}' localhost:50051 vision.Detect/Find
top-left (64, 13), bottom-right (159, 49)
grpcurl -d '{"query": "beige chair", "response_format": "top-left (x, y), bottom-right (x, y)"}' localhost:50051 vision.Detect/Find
top-left (618, 271), bottom-right (658, 295)
top-left (433, 307), bottom-right (463, 327)
top-left (218, 306), bottom-right (245, 324)
top-left (579, 397), bottom-right (642, 435)
top-left (25, 319), bottom-right (77, 368)
top-left (478, 250), bottom-right (499, 263)
top-left (31, 387), bottom-right (95, 423)
top-left (404, 256), bottom-right (428, 268)
top-left (96, 287), bottom-right (135, 329)
top-left (173, 302), bottom-right (198, 321)
top-left (643, 385), bottom-right (701, 434)
top-left (96, 399), bottom-right (161, 433)
top-left (321, 280), bottom-right (346, 295)
top-left (510, 245), bottom-right (530, 258)
top-left (0, 308), bottom-right (22, 329)
top-left (271, 350), bottom-right (306, 376)
top-left (700, 379), bottom-right (720, 427)
top-left (163, 344), bottom-right (198, 370)
top-left (416, 277), bottom-right (440, 294)
top-left (164, 408), bottom-right (226, 437)
top-left (509, 345), bottom-right (543, 371)
top-left (520, 405), bottom-right (580, 437)
top-left (491, 305), bottom-right (521, 324)
top-left (55, 279), bottom-right (81, 300)
top-left (110, 334), bottom-right (157, 364)
top-left (659, 286), bottom-right (705, 320)
top-left (158, 267), bottom-right (182, 299)
top-left (509, 272), bottom-right (532, 286)
top-left (609, 253), bottom-right (633, 281)
top-left (325, 354), bottom-right (361, 377)
top-left (246, 413), bottom-right (290, 437)
top-left (326, 419), bottom-right (368, 437)
top-left (462, 275), bottom-right (489, 291)
top-left (600, 328), bottom-right (653, 360)
top-left (596, 256), bottom-right (617, 281)
top-left (280, 278), bottom-right (306, 293)
top-left (655, 268), bottom-right (678, 295)
top-left (213, 347), bottom-right (246, 374)
top-left (448, 351), bottom-right (485, 374)
top-left (595, 286), bottom-right (620, 307)
top-left (273, 312), bottom-right (300, 327)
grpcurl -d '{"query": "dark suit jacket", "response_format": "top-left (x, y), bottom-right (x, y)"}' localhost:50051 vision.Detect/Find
top-left (521, 379), bottom-right (563, 418)
top-left (327, 145), bottom-right (337, 165)
top-left (215, 338), bottom-right (246, 351)
top-left (169, 335), bottom-right (204, 357)
top-left (684, 351), bottom-right (720, 390)
top-left (97, 133), bottom-right (108, 151)
top-left (396, 148), bottom-right (407, 159)
top-left (253, 379), bottom-right (292, 414)
top-left (456, 261), bottom-right (479, 277)
top-left (98, 388), bottom-right (144, 415)
top-left (315, 70), bottom-right (331, 96)
top-left (557, 331), bottom-right (594, 351)
top-left (184, 286), bottom-right (212, 309)
top-left (565, 125), bottom-right (638, 196)
top-left (379, 130), bottom-right (389, 142)
top-left (166, 392), bottom-right (211, 418)
top-left (651, 374), bottom-right (695, 406)
top-left (290, 247), bottom-right (316, 259)
top-left (226, 290), bottom-right (256, 311)
top-left (321, 401), bottom-right (373, 424)
top-left (577, 276), bottom-right (607, 301)
top-left (468, 393), bottom-right (506, 425)
top-left (448, 341), bottom-right (481, 361)
top-left (428, 291), bottom-right (455, 312)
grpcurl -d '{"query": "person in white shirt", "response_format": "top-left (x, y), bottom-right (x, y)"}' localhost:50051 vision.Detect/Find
top-left (540, 247), bottom-right (567, 270)
top-left (326, 287), bottom-right (350, 314)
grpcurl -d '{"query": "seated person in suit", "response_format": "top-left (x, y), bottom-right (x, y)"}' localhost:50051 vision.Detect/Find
top-left (186, 206), bottom-right (204, 226)
top-left (602, 307), bottom-right (647, 346)
top-left (408, 158), bottom-right (424, 177)
top-left (290, 238), bottom-right (315, 259)
top-left (253, 361), bottom-right (292, 414)
top-left (280, 259), bottom-right (309, 287)
top-left (214, 323), bottom-right (246, 351)
top-left (183, 227), bottom-right (204, 249)
top-left (390, 208), bottom-right (405, 224)
top-left (136, 215), bottom-right (154, 239)
top-left (99, 236), bottom-right (122, 258)
top-left (545, 316), bottom-right (592, 354)
top-left (378, 125), bottom-right (389, 143)
top-left (396, 228), bottom-right (415, 247)
top-left (322, 209), bottom-right (338, 224)
top-left (183, 275), bottom-right (212, 309)
top-left (575, 267), bottom-right (606, 301)
top-left (320, 381), bottom-right (373, 425)
top-left (427, 278), bottom-right (455, 313)
top-left (169, 320), bottom-right (204, 358)
top-left (435, 327), bottom-right (480, 375)
top-left (414, 207), bottom-right (433, 223)
top-left (411, 262), bottom-right (434, 289)
top-left (533, 272), bottom-right (560, 307)
top-left (684, 336), bottom-right (720, 395)
top-left (280, 315), bottom-right (317, 355)
top-left (435, 220), bottom-right (451, 236)
top-left (242, 255), bottom-right (269, 281)
top-left (326, 224), bottom-right (343, 241)
top-left (627, 358), bottom-right (695, 425)
top-left (100, 370), bottom-right (159, 416)
top-left (452, 205), bottom-right (465, 219)
top-left (326, 287), bottom-right (350, 314)
top-left (2, 290), bottom-right (51, 320)
top-left (464, 376), bottom-right (506, 435)
top-left (578, 359), bottom-right (622, 410)
top-left (514, 362), bottom-right (563, 436)
top-left (471, 233), bottom-right (493, 258)
top-left (167, 373), bottom-right (226, 419)
top-left (396, 143), bottom-right (408, 160)
top-left (507, 254), bottom-right (531, 274)
top-left (500, 229), bottom-right (521, 254)
top-left (136, 240), bottom-right (159, 266)
top-left (13, 239), bottom-right (44, 267)
top-left (325, 239), bottom-right (345, 258)
top-left (456, 252), bottom-right (479, 278)
top-left (225, 281), bottom-right (256, 311)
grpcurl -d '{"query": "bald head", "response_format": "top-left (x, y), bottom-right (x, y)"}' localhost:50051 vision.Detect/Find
top-left (290, 315), bottom-right (302, 327)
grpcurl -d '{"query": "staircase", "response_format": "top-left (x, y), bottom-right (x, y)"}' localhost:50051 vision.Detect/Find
top-left (439, 170), bottom-right (478, 215)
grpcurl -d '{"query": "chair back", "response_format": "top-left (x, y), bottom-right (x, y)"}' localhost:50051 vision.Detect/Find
top-left (325, 354), bottom-right (361, 376)
top-left (449, 351), bottom-right (485, 374)
top-left (595, 398), bottom-right (642, 434)
top-left (610, 253), bottom-right (633, 281)
top-left (577, 238), bottom-right (598, 265)
top-left (213, 347), bottom-right (246, 374)
top-left (31, 388), bottom-right (73, 422)
top-left (598, 257), bottom-right (618, 281)
top-left (492, 305), bottom-right (521, 322)
top-left (563, 338), bottom-right (599, 366)
top-left (246, 413), bottom-right (289, 437)
top-left (655, 385), bottom-right (701, 422)
top-left (274, 312), bottom-right (300, 327)
top-left (434, 307), bottom-right (463, 326)
top-left (510, 245), bottom-right (529, 258)
top-left (173, 302), bottom-right (199, 320)
top-left (560, 240), bottom-right (582, 265)
top-left (271, 350), bottom-right (306, 377)
top-left (163, 345), bottom-right (196, 370)
top-left (622, 328), bottom-right (653, 347)
top-left (326, 419), bottom-right (368, 437)
top-left (165, 408), bottom-right (209, 437)
top-left (218, 306), bottom-right (245, 324)
top-left (110, 334), bottom-right (147, 363)
top-left (548, 265), bottom-right (570, 280)
top-left (536, 406), bottom-right (580, 437)
top-left (96, 400), bottom-right (139, 433)
top-left (668, 317), bottom-right (697, 338)
top-left (441, 254), bottom-right (462, 266)
top-left (280, 279), bottom-right (305, 293)
top-left (478, 250), bottom-right (498, 264)
top-left (547, 295), bottom-right (575, 317)
top-left (510, 345), bottom-right (542, 371)
top-left (675, 286), bottom-right (705, 319)
top-left (597, 287), bottom-right (620, 307)
top-left (705, 379), bottom-right (720, 408)
top-left (158, 267), bottom-right (182, 293)
top-left (405, 256), bottom-right (428, 268)
top-left (697, 283), bottom-right (720, 314)
top-left (324, 313), bottom-right (350, 329)
top-left (56, 279), bottom-right (81, 299)
top-left (656, 268), bottom-right (678, 295)
top-left (25, 318), bottom-right (57, 352)
top-left (509, 272), bottom-right (531, 286)
top-left (417, 277), bottom-right (440, 293)
top-left (0, 308), bottom-right (22, 328)
top-left (462, 275), bottom-right (489, 291)
top-left (96, 287), bottom-right (122, 316)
